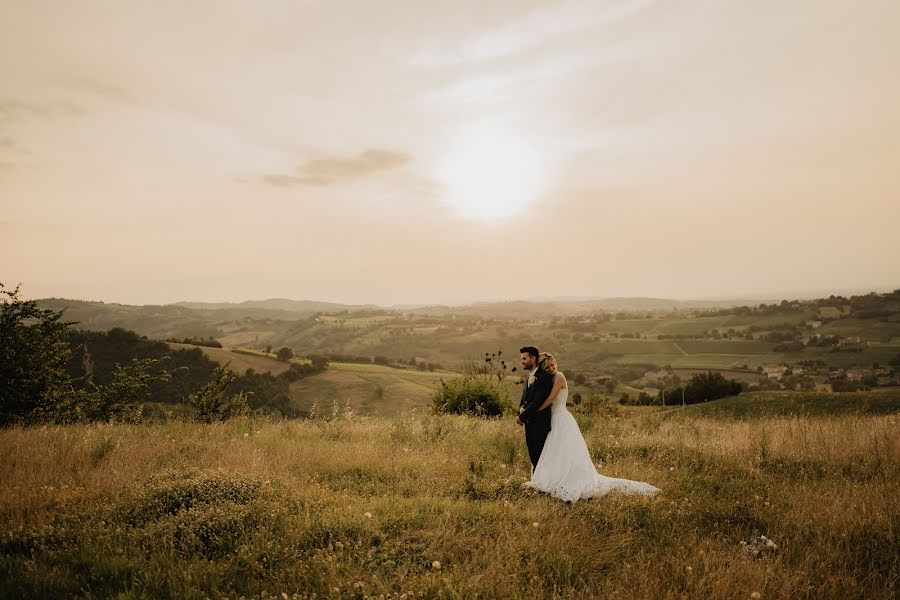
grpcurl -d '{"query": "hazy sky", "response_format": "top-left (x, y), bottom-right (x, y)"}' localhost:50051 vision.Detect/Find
top-left (2, 0), bottom-right (899, 306)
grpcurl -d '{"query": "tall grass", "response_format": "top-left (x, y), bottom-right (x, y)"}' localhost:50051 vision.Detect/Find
top-left (1, 407), bottom-right (897, 598)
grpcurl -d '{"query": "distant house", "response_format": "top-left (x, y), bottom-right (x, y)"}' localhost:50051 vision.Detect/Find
top-left (814, 383), bottom-right (833, 393)
top-left (838, 336), bottom-right (862, 346)
top-left (643, 370), bottom-right (671, 382)
top-left (839, 305), bottom-right (852, 316)
top-left (805, 320), bottom-right (823, 329)
top-left (763, 364), bottom-right (788, 380)
top-left (845, 368), bottom-right (872, 382)
top-left (818, 307), bottom-right (843, 320)
top-left (590, 375), bottom-right (614, 385)
top-left (877, 375), bottom-right (899, 387)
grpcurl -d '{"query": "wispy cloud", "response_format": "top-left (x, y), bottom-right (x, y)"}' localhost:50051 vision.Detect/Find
top-left (59, 77), bottom-right (138, 105)
top-left (409, 0), bottom-right (651, 68)
top-left (262, 148), bottom-right (410, 187)
top-left (0, 98), bottom-right (86, 122)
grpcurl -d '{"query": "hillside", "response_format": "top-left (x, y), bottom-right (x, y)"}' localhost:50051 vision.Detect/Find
top-left (165, 343), bottom-right (466, 416)
top-left (37, 289), bottom-right (900, 398)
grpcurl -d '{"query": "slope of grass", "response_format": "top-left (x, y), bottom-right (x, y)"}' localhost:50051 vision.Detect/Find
top-left (1, 408), bottom-right (897, 599)
top-left (166, 342), bottom-right (295, 375)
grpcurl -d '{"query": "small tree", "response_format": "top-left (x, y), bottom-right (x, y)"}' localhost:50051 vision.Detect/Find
top-left (0, 283), bottom-right (78, 425)
top-left (276, 347), bottom-right (294, 362)
top-left (189, 364), bottom-right (250, 423)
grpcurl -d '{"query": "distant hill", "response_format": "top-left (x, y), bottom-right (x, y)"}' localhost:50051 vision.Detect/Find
top-left (172, 298), bottom-right (377, 313)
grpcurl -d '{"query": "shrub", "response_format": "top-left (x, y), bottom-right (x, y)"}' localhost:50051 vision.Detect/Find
top-left (190, 364), bottom-right (250, 423)
top-left (432, 375), bottom-right (504, 417)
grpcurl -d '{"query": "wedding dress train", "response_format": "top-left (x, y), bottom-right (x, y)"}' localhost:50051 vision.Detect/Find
top-left (525, 387), bottom-right (660, 503)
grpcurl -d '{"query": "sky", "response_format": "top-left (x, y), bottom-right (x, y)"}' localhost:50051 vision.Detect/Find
top-left (2, 0), bottom-right (899, 306)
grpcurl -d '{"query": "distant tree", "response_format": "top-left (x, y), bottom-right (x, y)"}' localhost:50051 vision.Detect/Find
top-left (574, 373), bottom-right (587, 385)
top-left (0, 283), bottom-right (78, 425)
top-left (265, 345), bottom-right (272, 354)
top-left (276, 347), bottom-right (294, 362)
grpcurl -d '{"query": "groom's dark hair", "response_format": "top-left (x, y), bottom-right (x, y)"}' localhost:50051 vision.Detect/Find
top-left (519, 346), bottom-right (539, 359)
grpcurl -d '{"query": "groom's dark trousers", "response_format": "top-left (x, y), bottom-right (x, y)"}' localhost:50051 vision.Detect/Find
top-left (519, 369), bottom-right (554, 470)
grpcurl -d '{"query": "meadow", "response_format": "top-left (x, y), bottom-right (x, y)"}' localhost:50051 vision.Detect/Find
top-left (2, 395), bottom-right (898, 599)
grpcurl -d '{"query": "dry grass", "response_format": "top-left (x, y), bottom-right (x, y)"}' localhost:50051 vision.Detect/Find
top-left (1, 407), bottom-right (898, 599)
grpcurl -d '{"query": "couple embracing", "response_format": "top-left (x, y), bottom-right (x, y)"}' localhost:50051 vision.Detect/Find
top-left (516, 346), bottom-right (660, 503)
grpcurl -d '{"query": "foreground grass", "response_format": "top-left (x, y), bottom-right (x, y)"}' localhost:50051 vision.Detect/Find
top-left (1, 407), bottom-right (898, 599)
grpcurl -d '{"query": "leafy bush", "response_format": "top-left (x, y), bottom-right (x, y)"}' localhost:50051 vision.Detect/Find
top-left (190, 365), bottom-right (250, 423)
top-left (432, 375), bottom-right (504, 417)
top-left (63, 356), bottom-right (172, 423)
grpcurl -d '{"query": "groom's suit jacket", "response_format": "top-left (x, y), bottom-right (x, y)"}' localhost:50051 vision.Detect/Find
top-left (518, 368), bottom-right (555, 424)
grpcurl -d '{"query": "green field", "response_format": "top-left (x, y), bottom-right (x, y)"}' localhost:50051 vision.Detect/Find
top-left (289, 362), bottom-right (459, 417)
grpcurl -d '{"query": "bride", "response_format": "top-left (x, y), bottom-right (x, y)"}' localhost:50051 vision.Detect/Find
top-left (524, 353), bottom-right (660, 503)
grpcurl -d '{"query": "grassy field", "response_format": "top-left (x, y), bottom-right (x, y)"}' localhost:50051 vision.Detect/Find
top-left (166, 343), bottom-right (300, 376)
top-left (1, 396), bottom-right (897, 599)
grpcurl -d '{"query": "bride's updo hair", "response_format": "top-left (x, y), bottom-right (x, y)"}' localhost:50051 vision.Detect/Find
top-left (538, 352), bottom-right (556, 372)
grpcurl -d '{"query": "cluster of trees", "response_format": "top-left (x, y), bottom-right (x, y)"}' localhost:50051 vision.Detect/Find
top-left (619, 372), bottom-right (743, 406)
top-left (165, 336), bottom-right (222, 348)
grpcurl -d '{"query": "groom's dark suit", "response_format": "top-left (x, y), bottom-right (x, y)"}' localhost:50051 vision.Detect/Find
top-left (519, 367), bottom-right (554, 470)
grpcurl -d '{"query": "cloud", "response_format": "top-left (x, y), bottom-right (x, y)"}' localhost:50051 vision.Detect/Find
top-left (0, 98), bottom-right (85, 122)
top-left (60, 77), bottom-right (138, 105)
top-left (262, 148), bottom-right (410, 187)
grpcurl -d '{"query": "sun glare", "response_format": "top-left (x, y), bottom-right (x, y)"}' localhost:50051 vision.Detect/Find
top-left (435, 124), bottom-right (544, 221)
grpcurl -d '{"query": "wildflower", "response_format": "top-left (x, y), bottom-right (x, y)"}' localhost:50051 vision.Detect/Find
top-left (364, 511), bottom-right (373, 519)
top-left (243, 433), bottom-right (249, 437)
top-left (751, 593), bottom-right (761, 599)
top-left (335, 541), bottom-right (344, 550)
top-left (431, 560), bottom-right (441, 571)
top-left (669, 467), bottom-right (675, 471)
top-left (282, 594), bottom-right (289, 600)
top-left (686, 566), bottom-right (692, 573)
top-left (532, 522), bottom-right (539, 528)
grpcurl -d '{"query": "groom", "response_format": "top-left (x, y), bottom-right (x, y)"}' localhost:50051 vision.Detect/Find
top-left (516, 346), bottom-right (554, 473)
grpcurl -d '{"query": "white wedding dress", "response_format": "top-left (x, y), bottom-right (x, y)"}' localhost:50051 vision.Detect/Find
top-left (525, 386), bottom-right (660, 503)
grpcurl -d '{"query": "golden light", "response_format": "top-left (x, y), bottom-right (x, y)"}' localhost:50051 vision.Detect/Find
top-left (435, 123), bottom-right (544, 221)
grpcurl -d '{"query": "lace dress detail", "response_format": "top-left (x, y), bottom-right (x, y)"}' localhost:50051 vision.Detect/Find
top-left (524, 386), bottom-right (660, 503)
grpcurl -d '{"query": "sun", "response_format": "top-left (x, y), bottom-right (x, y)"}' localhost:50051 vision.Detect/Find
top-left (435, 124), bottom-right (544, 221)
